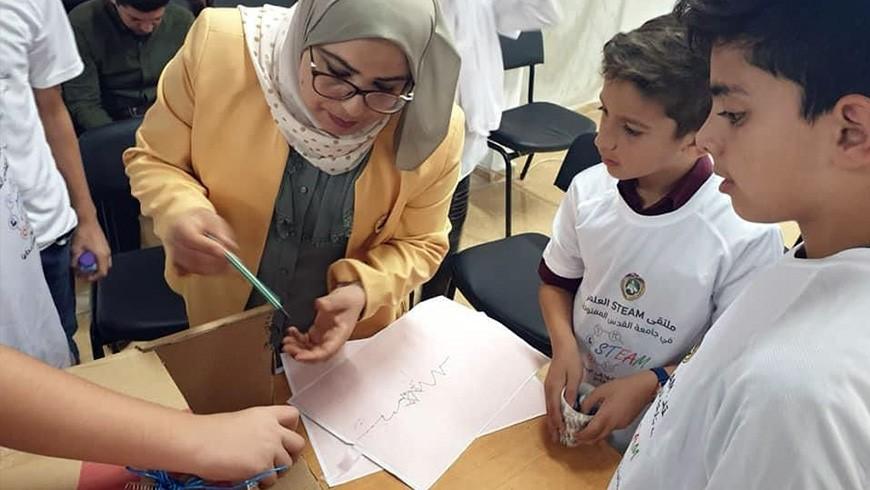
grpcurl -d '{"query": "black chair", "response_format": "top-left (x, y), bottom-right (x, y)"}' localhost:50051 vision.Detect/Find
top-left (79, 118), bottom-right (188, 359)
top-left (450, 133), bottom-right (600, 356)
top-left (488, 31), bottom-right (597, 237)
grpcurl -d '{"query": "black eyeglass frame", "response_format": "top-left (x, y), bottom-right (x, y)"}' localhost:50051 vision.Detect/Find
top-left (307, 47), bottom-right (414, 115)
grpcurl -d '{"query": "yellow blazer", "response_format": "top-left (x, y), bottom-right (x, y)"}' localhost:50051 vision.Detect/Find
top-left (124, 9), bottom-right (464, 337)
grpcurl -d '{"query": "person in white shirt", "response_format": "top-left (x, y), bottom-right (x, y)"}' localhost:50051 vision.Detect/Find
top-left (539, 14), bottom-right (783, 451)
top-left (611, 0), bottom-right (870, 488)
top-left (0, 0), bottom-right (112, 363)
top-left (0, 151), bottom-right (71, 368)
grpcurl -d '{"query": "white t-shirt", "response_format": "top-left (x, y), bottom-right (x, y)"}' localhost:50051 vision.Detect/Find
top-left (0, 154), bottom-right (72, 368)
top-left (0, 0), bottom-right (83, 249)
top-left (543, 164), bottom-right (782, 446)
top-left (610, 246), bottom-right (870, 490)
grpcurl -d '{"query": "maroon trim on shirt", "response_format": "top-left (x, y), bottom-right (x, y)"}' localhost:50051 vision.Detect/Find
top-left (617, 155), bottom-right (714, 216)
top-left (539, 259), bottom-right (582, 294)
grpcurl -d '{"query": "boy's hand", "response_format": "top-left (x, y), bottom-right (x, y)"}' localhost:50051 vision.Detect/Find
top-left (544, 344), bottom-right (584, 443)
top-left (71, 218), bottom-right (112, 281)
top-left (573, 370), bottom-right (658, 445)
top-left (188, 406), bottom-right (305, 486)
top-left (282, 283), bottom-right (365, 363)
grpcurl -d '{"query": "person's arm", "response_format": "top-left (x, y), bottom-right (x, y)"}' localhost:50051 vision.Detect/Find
top-left (0, 345), bottom-right (304, 485)
top-left (540, 281), bottom-right (584, 442)
top-left (61, 27), bottom-right (114, 131)
top-left (326, 116), bottom-right (464, 323)
top-left (537, 181), bottom-right (588, 441)
top-left (34, 86), bottom-right (111, 280)
top-left (123, 14), bottom-right (233, 276)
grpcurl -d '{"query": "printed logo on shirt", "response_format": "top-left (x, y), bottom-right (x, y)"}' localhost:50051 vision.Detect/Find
top-left (620, 273), bottom-right (645, 301)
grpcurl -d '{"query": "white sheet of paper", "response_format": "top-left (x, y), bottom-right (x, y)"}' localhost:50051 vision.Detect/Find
top-left (289, 297), bottom-right (549, 489)
top-left (282, 344), bottom-right (381, 486)
top-left (283, 339), bottom-right (546, 487)
top-left (481, 374), bottom-right (546, 435)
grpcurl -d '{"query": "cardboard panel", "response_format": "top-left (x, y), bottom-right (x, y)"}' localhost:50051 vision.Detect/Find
top-left (69, 350), bottom-right (189, 409)
top-left (139, 307), bottom-right (277, 414)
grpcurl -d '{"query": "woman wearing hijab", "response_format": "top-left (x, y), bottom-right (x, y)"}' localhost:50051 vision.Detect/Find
top-left (124, 0), bottom-right (462, 362)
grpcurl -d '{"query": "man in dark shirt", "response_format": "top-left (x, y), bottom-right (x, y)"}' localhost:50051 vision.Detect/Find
top-left (63, 0), bottom-right (193, 132)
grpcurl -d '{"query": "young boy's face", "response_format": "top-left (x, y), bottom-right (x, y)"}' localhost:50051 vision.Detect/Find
top-left (595, 79), bottom-right (697, 183)
top-left (696, 45), bottom-right (826, 223)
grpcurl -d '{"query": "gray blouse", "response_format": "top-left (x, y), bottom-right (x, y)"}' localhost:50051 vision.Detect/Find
top-left (247, 150), bottom-right (367, 329)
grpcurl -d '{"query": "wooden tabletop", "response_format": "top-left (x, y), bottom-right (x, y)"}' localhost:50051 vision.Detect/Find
top-left (306, 417), bottom-right (620, 489)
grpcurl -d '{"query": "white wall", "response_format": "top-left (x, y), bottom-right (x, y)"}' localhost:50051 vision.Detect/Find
top-left (505, 0), bottom-right (676, 109)
top-left (474, 0), bottom-right (677, 172)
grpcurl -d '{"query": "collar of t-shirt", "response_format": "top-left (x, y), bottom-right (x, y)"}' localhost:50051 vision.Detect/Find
top-left (617, 155), bottom-right (714, 216)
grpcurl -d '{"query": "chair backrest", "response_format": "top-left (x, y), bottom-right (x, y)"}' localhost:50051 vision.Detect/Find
top-left (555, 132), bottom-right (601, 192)
top-left (78, 118), bottom-right (143, 254)
top-left (499, 31), bottom-right (544, 104)
top-left (499, 31), bottom-right (545, 70)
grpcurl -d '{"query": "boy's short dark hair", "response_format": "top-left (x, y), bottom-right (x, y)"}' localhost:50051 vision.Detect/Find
top-left (674, 0), bottom-right (870, 122)
top-left (117, 0), bottom-right (171, 12)
top-left (602, 14), bottom-right (712, 138)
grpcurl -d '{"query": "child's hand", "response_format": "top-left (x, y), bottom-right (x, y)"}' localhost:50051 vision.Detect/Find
top-left (187, 406), bottom-right (305, 486)
top-left (544, 345), bottom-right (584, 443)
top-left (282, 283), bottom-right (365, 363)
top-left (573, 370), bottom-right (658, 445)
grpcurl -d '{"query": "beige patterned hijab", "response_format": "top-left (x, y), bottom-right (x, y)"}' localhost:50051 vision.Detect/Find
top-left (240, 0), bottom-right (460, 174)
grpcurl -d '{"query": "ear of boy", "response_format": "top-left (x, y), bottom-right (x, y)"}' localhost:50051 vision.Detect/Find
top-left (680, 133), bottom-right (707, 162)
top-left (834, 95), bottom-right (870, 170)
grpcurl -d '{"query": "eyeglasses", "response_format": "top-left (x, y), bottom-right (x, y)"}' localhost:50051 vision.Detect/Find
top-left (308, 48), bottom-right (414, 115)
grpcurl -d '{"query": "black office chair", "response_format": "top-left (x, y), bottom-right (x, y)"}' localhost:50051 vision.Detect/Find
top-left (79, 118), bottom-right (188, 359)
top-left (488, 31), bottom-right (597, 237)
top-left (450, 133), bottom-right (601, 356)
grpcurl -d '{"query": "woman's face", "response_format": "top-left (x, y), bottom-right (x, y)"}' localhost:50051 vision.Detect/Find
top-left (298, 39), bottom-right (411, 136)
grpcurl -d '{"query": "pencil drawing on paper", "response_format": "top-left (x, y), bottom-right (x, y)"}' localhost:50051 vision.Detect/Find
top-left (354, 356), bottom-right (451, 440)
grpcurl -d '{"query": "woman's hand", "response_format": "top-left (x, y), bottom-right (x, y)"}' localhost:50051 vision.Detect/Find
top-left (165, 208), bottom-right (238, 276)
top-left (282, 283), bottom-right (366, 363)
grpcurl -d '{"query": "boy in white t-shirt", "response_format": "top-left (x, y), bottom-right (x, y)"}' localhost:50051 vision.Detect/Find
top-left (540, 14), bottom-right (783, 451)
top-left (1, 0), bottom-right (112, 363)
top-left (611, 1), bottom-right (870, 488)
